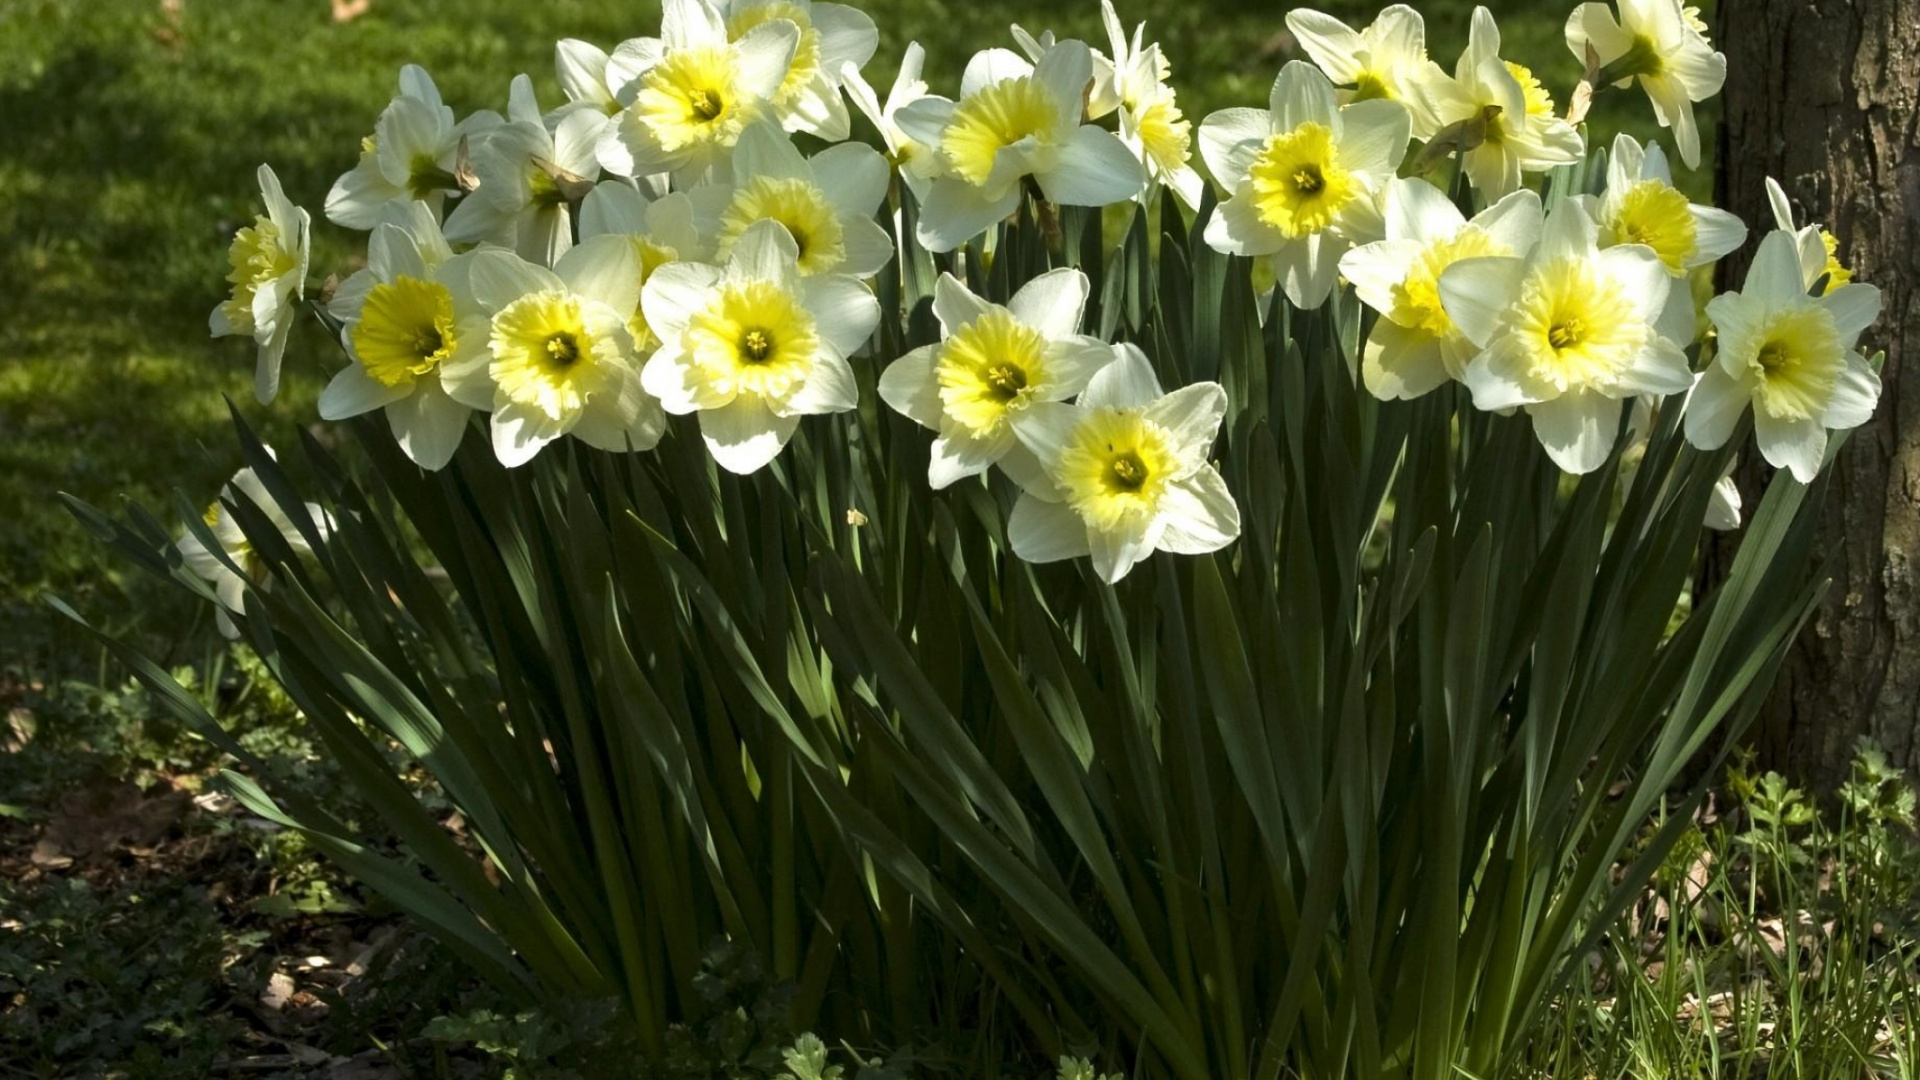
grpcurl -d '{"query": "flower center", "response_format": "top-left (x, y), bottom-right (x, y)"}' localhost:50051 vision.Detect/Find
top-left (1608, 180), bottom-right (1698, 274)
top-left (220, 215), bottom-right (295, 332)
top-left (1135, 97), bottom-right (1192, 173)
top-left (491, 291), bottom-right (605, 420)
top-left (1743, 306), bottom-right (1843, 421)
top-left (1504, 61), bottom-right (1556, 118)
top-left (942, 76), bottom-right (1061, 188)
top-left (636, 46), bottom-right (753, 154)
top-left (741, 328), bottom-right (774, 362)
top-left (716, 176), bottom-right (846, 275)
top-left (935, 309), bottom-right (1051, 436)
top-left (686, 279), bottom-right (820, 405)
top-left (1511, 259), bottom-right (1643, 393)
top-left (1057, 410), bottom-right (1179, 532)
top-left (1548, 317), bottom-right (1586, 351)
top-left (1351, 68), bottom-right (1395, 102)
top-left (354, 275), bottom-right (457, 387)
top-left (1106, 450), bottom-right (1149, 491)
top-left (1248, 122), bottom-right (1356, 238)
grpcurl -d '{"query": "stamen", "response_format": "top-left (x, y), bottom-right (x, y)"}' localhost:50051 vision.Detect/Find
top-left (546, 333), bottom-right (581, 367)
top-left (1548, 318), bottom-right (1585, 351)
top-left (742, 328), bottom-right (774, 363)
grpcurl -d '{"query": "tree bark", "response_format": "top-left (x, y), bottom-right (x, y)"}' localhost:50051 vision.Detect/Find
top-left (1714, 0), bottom-right (1920, 787)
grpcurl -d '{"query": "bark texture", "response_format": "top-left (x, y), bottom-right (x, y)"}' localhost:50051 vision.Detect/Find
top-left (1715, 0), bottom-right (1920, 786)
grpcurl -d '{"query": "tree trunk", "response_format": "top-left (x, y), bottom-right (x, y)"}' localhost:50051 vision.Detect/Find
top-left (1713, 0), bottom-right (1920, 788)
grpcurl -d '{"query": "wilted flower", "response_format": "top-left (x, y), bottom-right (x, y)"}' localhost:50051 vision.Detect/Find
top-left (1341, 179), bottom-right (1543, 400)
top-left (211, 164), bottom-right (311, 405)
top-left (1417, 7), bottom-right (1583, 199)
top-left (877, 269), bottom-right (1114, 488)
top-left (698, 121), bottom-right (894, 278)
top-left (895, 40), bottom-right (1144, 252)
top-left (177, 461), bottom-right (330, 639)
top-left (325, 65), bottom-right (502, 230)
top-left (1008, 346), bottom-right (1239, 584)
top-left (597, 0), bottom-right (800, 184)
top-left (1199, 61), bottom-right (1410, 309)
top-left (440, 238), bottom-right (665, 466)
top-left (640, 220), bottom-right (879, 473)
top-left (320, 204), bottom-right (480, 471)
top-left (1440, 198), bottom-right (1693, 473)
top-left (445, 75), bottom-right (609, 265)
top-left (1686, 229), bottom-right (1881, 482)
top-left (1566, 0), bottom-right (1725, 168)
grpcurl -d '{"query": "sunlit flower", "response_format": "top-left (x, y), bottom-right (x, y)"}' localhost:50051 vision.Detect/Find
top-left (578, 180), bottom-right (708, 353)
top-left (1764, 176), bottom-right (1854, 296)
top-left (445, 76), bottom-right (609, 265)
top-left (597, 0), bottom-right (799, 184)
top-left (1439, 198), bottom-right (1693, 473)
top-left (1566, 0), bottom-right (1725, 168)
top-left (877, 269), bottom-right (1114, 488)
top-left (1285, 5), bottom-right (1442, 136)
top-left (1585, 133), bottom-right (1745, 343)
top-left (1415, 8), bottom-right (1584, 199)
top-left (697, 121), bottom-right (893, 278)
top-left (326, 65), bottom-right (503, 230)
top-left (439, 238), bottom-right (665, 466)
top-left (319, 204), bottom-right (481, 471)
top-left (1007, 346), bottom-right (1238, 583)
top-left (211, 164), bottom-right (311, 405)
top-left (177, 460), bottom-right (330, 639)
top-left (842, 42), bottom-right (940, 200)
top-left (1199, 61), bottom-right (1410, 309)
top-left (1686, 229), bottom-right (1881, 482)
top-left (895, 40), bottom-right (1144, 252)
top-left (555, 39), bottom-right (625, 118)
top-left (640, 220), bottom-right (879, 473)
top-left (1089, 1), bottom-right (1202, 209)
top-left (716, 0), bottom-right (878, 140)
top-left (1340, 179), bottom-right (1542, 400)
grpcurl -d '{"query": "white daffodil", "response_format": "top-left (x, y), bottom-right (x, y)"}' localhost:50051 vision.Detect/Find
top-left (1087, 2), bottom-right (1203, 210)
top-left (597, 0), bottom-right (800, 185)
top-left (895, 40), bottom-right (1145, 253)
top-left (319, 204), bottom-right (481, 471)
top-left (691, 121), bottom-right (894, 278)
top-left (326, 65), bottom-right (503, 230)
top-left (1439, 198), bottom-right (1694, 473)
top-left (1415, 8), bottom-right (1584, 200)
top-left (211, 164), bottom-right (310, 404)
top-left (439, 238), bottom-right (665, 467)
top-left (1764, 176), bottom-right (1854, 296)
top-left (1686, 229), bottom-right (1881, 482)
top-left (842, 42), bottom-right (939, 200)
top-left (1705, 460), bottom-right (1742, 530)
top-left (555, 39), bottom-right (625, 118)
top-left (1566, 0), bottom-right (1725, 169)
top-left (877, 269), bottom-right (1114, 488)
top-left (715, 0), bottom-right (878, 141)
top-left (1340, 179), bottom-right (1542, 400)
top-left (640, 220), bottom-right (880, 473)
top-left (1586, 133), bottom-right (1745, 343)
top-left (445, 75), bottom-right (609, 266)
top-left (578, 180), bottom-right (709, 356)
top-left (178, 462), bottom-right (330, 639)
top-left (1199, 61), bottom-right (1410, 310)
top-left (1006, 346), bottom-right (1238, 584)
top-left (1285, 5), bottom-right (1442, 136)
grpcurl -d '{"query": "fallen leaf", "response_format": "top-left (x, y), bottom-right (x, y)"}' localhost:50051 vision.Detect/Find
top-left (261, 971), bottom-right (296, 1011)
top-left (29, 838), bottom-right (72, 869)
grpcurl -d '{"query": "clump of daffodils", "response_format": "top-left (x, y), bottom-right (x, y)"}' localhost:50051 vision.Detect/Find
top-left (206, 0), bottom-right (1884, 588)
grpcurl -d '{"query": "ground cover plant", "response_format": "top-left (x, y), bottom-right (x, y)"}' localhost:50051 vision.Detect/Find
top-left (11, 0), bottom-right (1916, 1076)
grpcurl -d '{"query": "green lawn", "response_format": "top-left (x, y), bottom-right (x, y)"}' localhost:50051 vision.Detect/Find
top-left (0, 0), bottom-right (1690, 676)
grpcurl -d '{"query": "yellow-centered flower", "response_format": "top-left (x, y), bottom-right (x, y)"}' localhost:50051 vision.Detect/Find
top-left (717, 177), bottom-right (845, 274)
top-left (1248, 122), bottom-right (1357, 238)
top-left (941, 77), bottom-right (1061, 187)
top-left (684, 280), bottom-right (822, 405)
top-left (727, 0), bottom-right (820, 110)
top-left (1055, 409), bottom-right (1181, 534)
top-left (934, 310), bottom-right (1051, 437)
top-left (353, 276), bottom-right (457, 388)
top-left (636, 46), bottom-right (758, 155)
top-left (489, 292), bottom-right (619, 422)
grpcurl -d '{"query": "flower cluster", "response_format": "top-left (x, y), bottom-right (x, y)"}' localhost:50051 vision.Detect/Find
top-left (210, 0), bottom-right (1882, 588)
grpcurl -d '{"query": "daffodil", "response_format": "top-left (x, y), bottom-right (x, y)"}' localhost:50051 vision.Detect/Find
top-left (326, 65), bottom-right (503, 230)
top-left (445, 75), bottom-right (609, 265)
top-left (1764, 176), bottom-right (1854, 295)
top-left (1587, 133), bottom-right (1745, 343)
top-left (877, 269), bottom-right (1114, 488)
top-left (1566, 0), bottom-right (1725, 168)
top-left (716, 0), bottom-right (878, 140)
top-left (1686, 229), bottom-right (1881, 482)
top-left (894, 40), bottom-right (1145, 253)
top-left (1285, 5), bottom-right (1442, 136)
top-left (1340, 179), bottom-right (1542, 400)
top-left (1415, 7), bottom-right (1584, 199)
top-left (1006, 346), bottom-right (1239, 583)
top-left (1087, 2), bottom-right (1202, 210)
top-left (578, 180), bottom-right (708, 353)
top-left (1439, 198), bottom-right (1694, 473)
top-left (211, 164), bottom-right (311, 404)
top-left (842, 42), bottom-right (939, 202)
top-left (695, 121), bottom-right (894, 278)
top-left (177, 461), bottom-right (330, 639)
top-left (640, 220), bottom-right (880, 473)
top-left (555, 39), bottom-right (624, 118)
top-left (1199, 61), bottom-right (1411, 309)
top-left (319, 204), bottom-right (483, 471)
top-left (439, 238), bottom-right (665, 467)
top-left (597, 0), bottom-right (800, 185)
